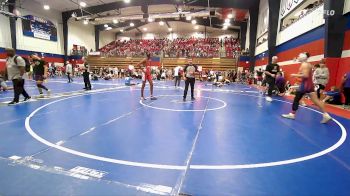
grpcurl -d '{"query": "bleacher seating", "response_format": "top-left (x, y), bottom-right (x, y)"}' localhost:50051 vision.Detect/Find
top-left (87, 56), bottom-right (237, 72)
top-left (99, 37), bottom-right (240, 58)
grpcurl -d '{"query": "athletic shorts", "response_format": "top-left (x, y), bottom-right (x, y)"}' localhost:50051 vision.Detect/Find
top-left (299, 81), bottom-right (314, 93)
top-left (142, 73), bottom-right (152, 82)
top-left (34, 75), bottom-right (45, 81)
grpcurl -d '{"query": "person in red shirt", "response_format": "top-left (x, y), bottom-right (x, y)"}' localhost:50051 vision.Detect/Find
top-left (136, 53), bottom-right (157, 100)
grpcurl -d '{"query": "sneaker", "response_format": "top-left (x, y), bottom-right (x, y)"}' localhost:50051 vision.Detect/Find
top-left (141, 97), bottom-right (146, 101)
top-left (183, 98), bottom-right (186, 102)
top-left (23, 97), bottom-right (31, 102)
top-left (47, 90), bottom-right (51, 96)
top-left (38, 94), bottom-right (45, 98)
top-left (191, 97), bottom-right (196, 101)
top-left (282, 113), bottom-right (295, 120)
top-left (265, 96), bottom-right (273, 102)
top-left (321, 113), bottom-right (332, 124)
top-left (150, 96), bottom-right (157, 100)
top-left (8, 101), bottom-right (18, 106)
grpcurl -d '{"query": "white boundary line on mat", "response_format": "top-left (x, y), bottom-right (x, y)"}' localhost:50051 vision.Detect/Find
top-left (24, 90), bottom-right (347, 170)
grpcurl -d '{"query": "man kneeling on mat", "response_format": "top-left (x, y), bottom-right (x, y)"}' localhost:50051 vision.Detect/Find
top-left (282, 52), bottom-right (332, 123)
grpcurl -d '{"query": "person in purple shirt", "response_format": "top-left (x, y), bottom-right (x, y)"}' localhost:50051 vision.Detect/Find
top-left (342, 72), bottom-right (350, 109)
top-left (275, 72), bottom-right (286, 95)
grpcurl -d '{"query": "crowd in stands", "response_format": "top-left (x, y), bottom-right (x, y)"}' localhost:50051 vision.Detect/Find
top-left (99, 37), bottom-right (240, 58)
top-left (280, 0), bottom-right (324, 31)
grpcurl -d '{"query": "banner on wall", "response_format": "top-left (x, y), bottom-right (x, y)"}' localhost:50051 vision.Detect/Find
top-left (280, 0), bottom-right (306, 18)
top-left (22, 15), bottom-right (57, 41)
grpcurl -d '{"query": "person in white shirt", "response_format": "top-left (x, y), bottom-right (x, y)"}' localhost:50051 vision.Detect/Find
top-left (313, 59), bottom-right (329, 99)
top-left (4, 48), bottom-right (31, 105)
top-left (174, 65), bottom-right (182, 87)
top-left (66, 61), bottom-right (73, 83)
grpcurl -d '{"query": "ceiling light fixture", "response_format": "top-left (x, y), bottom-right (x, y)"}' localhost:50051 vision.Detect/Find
top-left (120, 29), bottom-right (124, 32)
top-left (159, 21), bottom-right (164, 26)
top-left (227, 13), bottom-right (233, 19)
top-left (106, 27), bottom-right (112, 30)
top-left (143, 27), bottom-right (147, 31)
top-left (124, 0), bottom-right (130, 3)
top-left (191, 19), bottom-right (197, 24)
top-left (130, 22), bottom-right (134, 27)
top-left (148, 17), bottom-right (154, 22)
top-left (225, 18), bottom-right (230, 23)
top-left (104, 24), bottom-right (108, 28)
top-left (43, 4), bottom-right (50, 10)
top-left (186, 15), bottom-right (192, 21)
top-left (79, 2), bottom-right (86, 7)
top-left (113, 19), bottom-right (118, 24)
top-left (168, 28), bottom-right (172, 32)
top-left (83, 20), bottom-right (88, 25)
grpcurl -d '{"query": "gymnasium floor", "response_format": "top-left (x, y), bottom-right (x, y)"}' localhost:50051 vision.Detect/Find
top-left (0, 78), bottom-right (350, 195)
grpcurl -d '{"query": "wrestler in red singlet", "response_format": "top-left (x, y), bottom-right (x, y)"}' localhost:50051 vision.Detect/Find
top-left (282, 52), bottom-right (331, 123)
top-left (136, 53), bottom-right (156, 100)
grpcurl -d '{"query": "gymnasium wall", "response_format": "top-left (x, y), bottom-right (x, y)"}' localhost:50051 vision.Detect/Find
top-left (68, 19), bottom-right (96, 53)
top-left (15, 0), bottom-right (64, 55)
top-left (252, 2), bottom-right (326, 85)
top-left (275, 26), bottom-right (325, 85)
top-left (276, 5), bottom-right (325, 46)
top-left (99, 31), bottom-right (116, 49)
top-left (0, 14), bottom-right (12, 49)
top-left (0, 13), bottom-right (11, 71)
top-left (338, 14), bottom-right (350, 87)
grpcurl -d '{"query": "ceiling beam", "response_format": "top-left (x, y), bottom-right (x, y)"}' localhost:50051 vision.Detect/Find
top-left (63, 0), bottom-right (259, 18)
top-left (165, 20), bottom-right (171, 28)
top-left (109, 17), bottom-right (240, 34)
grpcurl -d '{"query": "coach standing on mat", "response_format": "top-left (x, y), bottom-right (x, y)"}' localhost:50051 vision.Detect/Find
top-left (264, 56), bottom-right (280, 102)
top-left (83, 62), bottom-right (92, 90)
top-left (4, 48), bottom-right (31, 105)
top-left (183, 59), bottom-right (198, 101)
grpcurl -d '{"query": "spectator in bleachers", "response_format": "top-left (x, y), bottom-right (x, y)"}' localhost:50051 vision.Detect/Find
top-left (99, 37), bottom-right (240, 58)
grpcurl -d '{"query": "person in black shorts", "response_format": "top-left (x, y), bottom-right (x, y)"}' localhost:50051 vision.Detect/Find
top-left (29, 54), bottom-right (51, 97)
top-left (83, 62), bottom-right (91, 90)
top-left (264, 56), bottom-right (280, 102)
top-left (256, 68), bottom-right (263, 86)
top-left (183, 59), bottom-right (198, 101)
